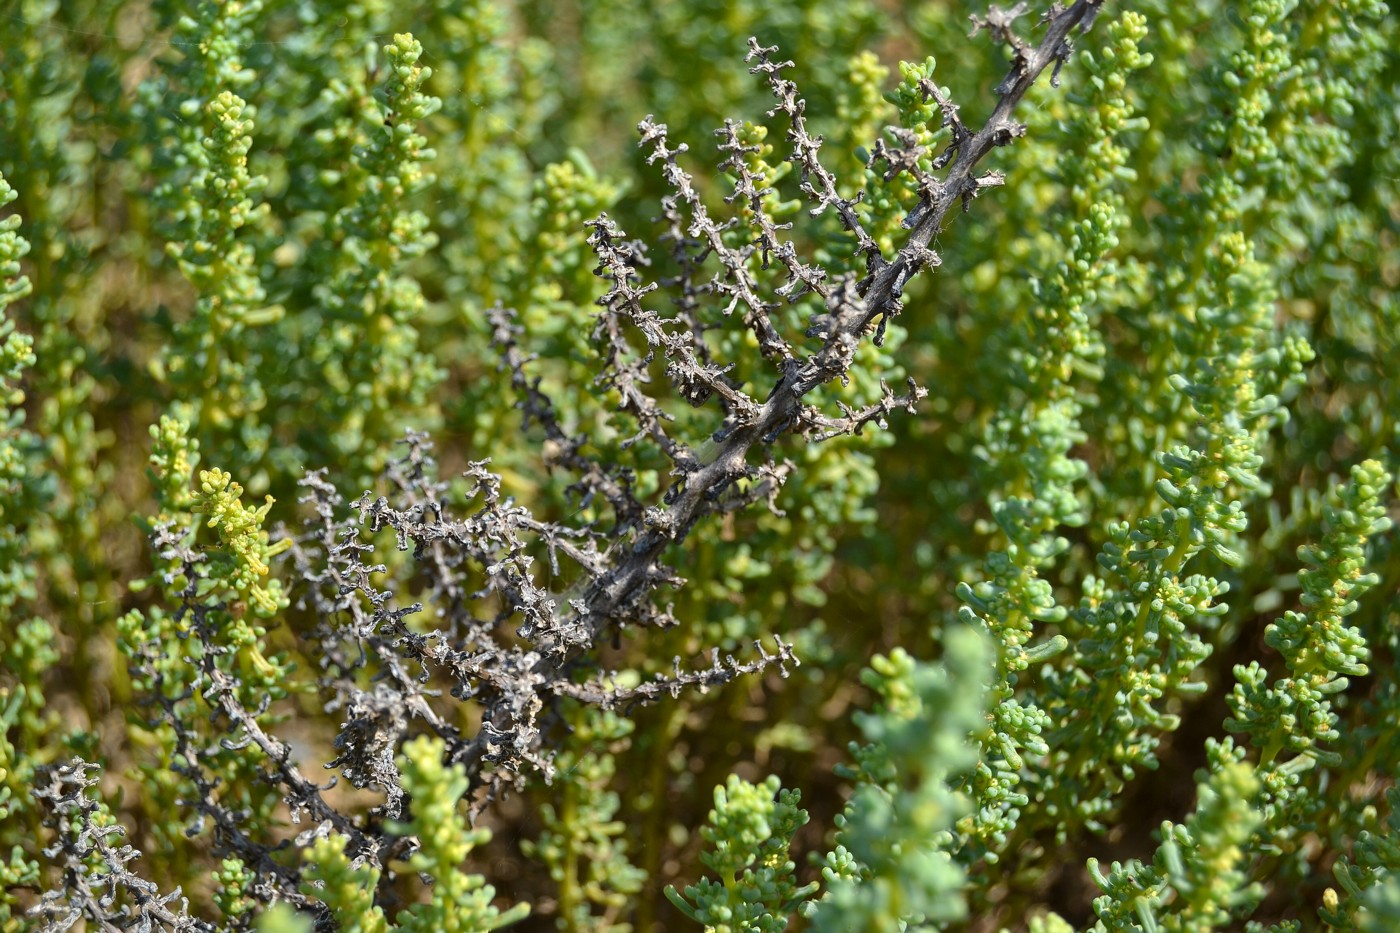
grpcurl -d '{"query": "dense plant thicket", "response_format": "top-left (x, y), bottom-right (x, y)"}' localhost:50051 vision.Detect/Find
top-left (2, 0), bottom-right (1399, 931)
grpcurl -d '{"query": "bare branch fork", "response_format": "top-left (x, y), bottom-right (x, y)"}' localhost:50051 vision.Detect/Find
top-left (268, 0), bottom-right (1105, 830)
top-left (452, 0), bottom-right (1105, 780)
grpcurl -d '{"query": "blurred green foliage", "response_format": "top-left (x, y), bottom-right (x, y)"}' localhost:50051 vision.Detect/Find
top-left (1, 0), bottom-right (1398, 930)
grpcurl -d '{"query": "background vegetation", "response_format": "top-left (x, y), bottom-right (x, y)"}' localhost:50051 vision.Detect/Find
top-left (1, 0), bottom-right (1398, 930)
